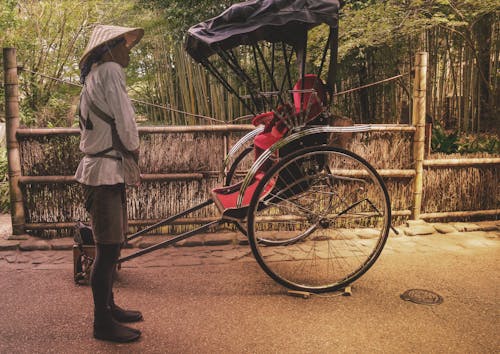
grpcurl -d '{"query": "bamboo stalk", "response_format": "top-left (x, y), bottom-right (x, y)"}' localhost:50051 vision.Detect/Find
top-left (26, 210), bottom-right (419, 231)
top-left (3, 48), bottom-right (26, 235)
top-left (424, 123), bottom-right (432, 157)
top-left (329, 169), bottom-right (415, 178)
top-left (25, 208), bottom-right (498, 232)
top-left (420, 209), bottom-right (499, 219)
top-left (15, 124), bottom-right (416, 138)
top-left (392, 210), bottom-right (412, 217)
top-left (463, 45), bottom-right (470, 132)
top-left (140, 173), bottom-right (204, 181)
top-left (423, 158), bottom-right (500, 167)
top-left (19, 173), bottom-right (205, 185)
top-left (17, 128), bottom-right (80, 136)
top-left (136, 125), bottom-right (255, 134)
top-left (458, 43), bottom-right (463, 131)
top-left (16, 125), bottom-right (256, 137)
top-left (411, 52), bottom-right (428, 220)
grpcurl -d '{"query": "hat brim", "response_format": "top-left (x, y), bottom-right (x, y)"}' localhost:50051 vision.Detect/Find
top-left (79, 27), bottom-right (144, 69)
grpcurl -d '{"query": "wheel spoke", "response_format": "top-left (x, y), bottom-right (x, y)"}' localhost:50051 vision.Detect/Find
top-left (248, 146), bottom-right (390, 292)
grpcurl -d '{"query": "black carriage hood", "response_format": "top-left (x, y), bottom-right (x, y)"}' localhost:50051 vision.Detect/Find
top-left (185, 0), bottom-right (341, 62)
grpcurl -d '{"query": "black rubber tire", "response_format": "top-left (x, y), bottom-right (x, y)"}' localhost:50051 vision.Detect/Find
top-left (247, 146), bottom-right (391, 293)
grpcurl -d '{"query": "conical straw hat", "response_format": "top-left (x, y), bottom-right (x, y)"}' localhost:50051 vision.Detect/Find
top-left (79, 25), bottom-right (144, 69)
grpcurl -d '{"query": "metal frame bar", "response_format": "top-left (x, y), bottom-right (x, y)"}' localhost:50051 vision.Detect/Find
top-left (327, 26), bottom-right (339, 106)
top-left (127, 199), bottom-right (214, 241)
top-left (118, 220), bottom-right (223, 263)
top-left (236, 124), bottom-right (379, 207)
top-left (316, 30), bottom-right (332, 81)
top-left (216, 48), bottom-right (263, 110)
top-left (271, 43), bottom-right (275, 81)
top-left (253, 43), bottom-right (284, 106)
top-left (201, 58), bottom-right (256, 115)
top-left (118, 199), bottom-right (220, 263)
top-left (281, 44), bottom-right (294, 103)
top-left (252, 45), bottom-right (263, 94)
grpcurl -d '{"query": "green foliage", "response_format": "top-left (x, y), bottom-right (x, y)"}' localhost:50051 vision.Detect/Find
top-left (456, 134), bottom-right (500, 154)
top-left (137, 0), bottom-right (234, 40)
top-left (432, 124), bottom-right (500, 154)
top-left (432, 124), bottom-right (459, 153)
top-left (0, 148), bottom-right (10, 213)
top-left (0, 0), bottom-right (18, 44)
top-left (0, 0), bottom-right (498, 130)
top-left (338, 0), bottom-right (499, 58)
top-left (0, 0), bottom-right (149, 127)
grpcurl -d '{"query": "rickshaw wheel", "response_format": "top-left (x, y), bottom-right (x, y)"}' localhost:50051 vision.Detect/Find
top-left (247, 146), bottom-right (391, 293)
top-left (224, 147), bottom-right (254, 186)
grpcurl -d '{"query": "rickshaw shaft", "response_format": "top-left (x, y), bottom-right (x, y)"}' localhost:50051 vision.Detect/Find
top-left (118, 219), bottom-right (223, 263)
top-left (126, 199), bottom-right (215, 241)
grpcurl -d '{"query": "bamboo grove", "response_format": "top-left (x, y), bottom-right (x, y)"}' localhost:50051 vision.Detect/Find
top-left (0, 1), bottom-right (498, 136)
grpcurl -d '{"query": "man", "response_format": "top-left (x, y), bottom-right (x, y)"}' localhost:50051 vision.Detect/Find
top-left (75, 25), bottom-right (143, 343)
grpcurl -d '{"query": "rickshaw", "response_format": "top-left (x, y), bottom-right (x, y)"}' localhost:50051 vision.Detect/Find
top-left (75, 0), bottom-right (391, 293)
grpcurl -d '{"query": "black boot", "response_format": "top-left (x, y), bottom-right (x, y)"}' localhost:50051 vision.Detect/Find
top-left (93, 308), bottom-right (141, 343)
top-left (110, 293), bottom-right (143, 323)
top-left (91, 243), bottom-right (141, 342)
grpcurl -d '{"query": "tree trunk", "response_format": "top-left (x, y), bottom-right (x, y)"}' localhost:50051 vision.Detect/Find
top-left (473, 13), bottom-right (494, 131)
top-left (358, 59), bottom-right (370, 123)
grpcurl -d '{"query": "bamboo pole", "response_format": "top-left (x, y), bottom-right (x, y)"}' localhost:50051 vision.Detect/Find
top-left (25, 208), bottom-right (498, 232)
top-left (18, 168), bottom-right (422, 186)
top-left (328, 169), bottom-right (416, 178)
top-left (420, 209), bottom-right (499, 220)
top-left (423, 158), bottom-right (500, 167)
top-left (411, 52), bottom-right (428, 220)
top-left (18, 173), bottom-right (205, 185)
top-left (424, 123), bottom-right (432, 158)
top-left (3, 48), bottom-right (26, 236)
top-left (15, 124), bottom-right (417, 138)
top-left (16, 125), bottom-right (256, 137)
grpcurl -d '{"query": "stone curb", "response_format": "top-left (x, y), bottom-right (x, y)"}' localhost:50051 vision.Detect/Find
top-left (0, 240), bottom-right (20, 251)
top-left (1, 221), bottom-right (498, 252)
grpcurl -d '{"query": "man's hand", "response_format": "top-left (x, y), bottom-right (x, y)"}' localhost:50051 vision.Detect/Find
top-left (131, 148), bottom-right (140, 163)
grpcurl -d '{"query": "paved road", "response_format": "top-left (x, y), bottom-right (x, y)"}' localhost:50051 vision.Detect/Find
top-left (0, 220), bottom-right (498, 353)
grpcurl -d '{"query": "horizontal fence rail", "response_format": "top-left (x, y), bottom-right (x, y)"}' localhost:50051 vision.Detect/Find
top-left (13, 124), bottom-right (499, 236)
top-left (423, 158), bottom-right (500, 167)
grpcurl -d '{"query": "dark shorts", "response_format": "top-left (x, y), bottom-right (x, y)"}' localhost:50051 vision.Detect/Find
top-left (83, 184), bottom-right (127, 245)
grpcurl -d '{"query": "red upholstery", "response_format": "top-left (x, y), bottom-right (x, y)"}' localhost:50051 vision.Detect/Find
top-left (254, 126), bottom-right (286, 150)
top-left (293, 74), bottom-right (327, 118)
top-left (212, 75), bottom-right (326, 215)
top-left (251, 111), bottom-right (274, 126)
top-left (212, 172), bottom-right (275, 211)
top-left (252, 109), bottom-right (289, 160)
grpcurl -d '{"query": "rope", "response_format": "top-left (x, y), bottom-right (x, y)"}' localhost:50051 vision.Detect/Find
top-left (232, 73), bottom-right (409, 121)
top-left (332, 72), bottom-right (409, 97)
top-left (17, 67), bottom-right (409, 122)
top-left (18, 68), bottom-right (225, 123)
top-left (21, 68), bottom-right (82, 88)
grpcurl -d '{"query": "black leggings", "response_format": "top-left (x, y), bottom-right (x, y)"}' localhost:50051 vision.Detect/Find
top-left (91, 243), bottom-right (121, 311)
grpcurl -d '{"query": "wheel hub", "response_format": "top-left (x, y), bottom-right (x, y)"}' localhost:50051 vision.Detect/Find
top-left (319, 218), bottom-right (330, 228)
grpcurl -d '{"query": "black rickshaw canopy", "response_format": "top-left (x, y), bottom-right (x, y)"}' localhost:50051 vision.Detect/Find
top-left (185, 0), bottom-right (342, 115)
top-left (186, 0), bottom-right (341, 62)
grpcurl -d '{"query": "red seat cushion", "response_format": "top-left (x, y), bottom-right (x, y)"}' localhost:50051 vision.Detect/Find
top-left (212, 172), bottom-right (275, 211)
top-left (293, 74), bottom-right (326, 119)
top-left (252, 111), bottom-right (275, 127)
top-left (253, 126), bottom-right (285, 150)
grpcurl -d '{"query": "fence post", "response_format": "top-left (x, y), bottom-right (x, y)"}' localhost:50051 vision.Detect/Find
top-left (411, 52), bottom-right (428, 220)
top-left (3, 48), bottom-right (26, 236)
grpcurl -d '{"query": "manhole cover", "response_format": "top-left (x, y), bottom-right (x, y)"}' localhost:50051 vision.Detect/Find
top-left (400, 289), bottom-right (443, 305)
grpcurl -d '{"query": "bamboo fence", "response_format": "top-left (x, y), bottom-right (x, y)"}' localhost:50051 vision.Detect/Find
top-left (3, 49), bottom-right (499, 237)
